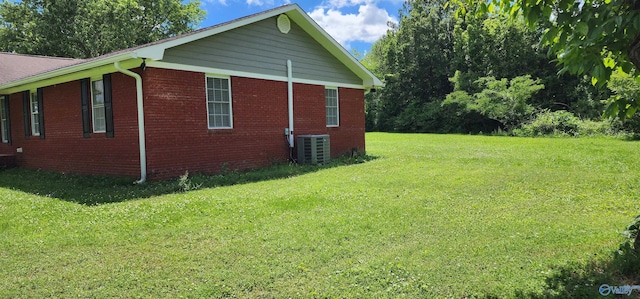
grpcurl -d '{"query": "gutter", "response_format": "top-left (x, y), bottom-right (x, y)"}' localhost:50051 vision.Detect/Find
top-left (113, 61), bottom-right (147, 184)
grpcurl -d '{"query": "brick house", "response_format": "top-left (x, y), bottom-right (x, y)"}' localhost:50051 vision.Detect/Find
top-left (0, 4), bottom-right (383, 181)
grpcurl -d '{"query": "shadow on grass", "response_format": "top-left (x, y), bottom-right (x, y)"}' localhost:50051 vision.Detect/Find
top-left (622, 134), bottom-right (640, 141)
top-left (0, 155), bottom-right (377, 206)
top-left (507, 245), bottom-right (640, 299)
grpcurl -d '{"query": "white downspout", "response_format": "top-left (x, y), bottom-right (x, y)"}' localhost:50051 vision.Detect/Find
top-left (287, 60), bottom-right (294, 148)
top-left (114, 61), bottom-right (147, 183)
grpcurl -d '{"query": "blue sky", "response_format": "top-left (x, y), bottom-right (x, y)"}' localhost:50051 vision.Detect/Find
top-left (197, 0), bottom-right (402, 56)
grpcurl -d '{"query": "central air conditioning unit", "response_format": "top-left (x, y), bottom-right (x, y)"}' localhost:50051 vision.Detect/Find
top-left (297, 134), bottom-right (330, 164)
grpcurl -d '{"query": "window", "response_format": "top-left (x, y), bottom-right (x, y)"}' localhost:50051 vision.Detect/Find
top-left (325, 88), bottom-right (339, 127)
top-left (206, 77), bottom-right (232, 129)
top-left (81, 75), bottom-right (113, 138)
top-left (1, 96), bottom-right (8, 143)
top-left (30, 92), bottom-right (40, 136)
top-left (91, 79), bottom-right (106, 133)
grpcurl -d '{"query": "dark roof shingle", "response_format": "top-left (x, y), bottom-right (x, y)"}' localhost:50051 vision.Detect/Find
top-left (0, 53), bottom-right (84, 85)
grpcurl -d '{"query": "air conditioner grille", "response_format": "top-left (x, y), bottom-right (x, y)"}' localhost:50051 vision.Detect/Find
top-left (297, 134), bottom-right (330, 164)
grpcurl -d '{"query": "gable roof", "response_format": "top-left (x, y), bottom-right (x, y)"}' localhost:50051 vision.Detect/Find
top-left (0, 4), bottom-right (382, 92)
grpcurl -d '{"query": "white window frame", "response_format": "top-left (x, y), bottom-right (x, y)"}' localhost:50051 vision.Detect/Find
top-left (30, 92), bottom-right (40, 136)
top-left (325, 87), bottom-right (339, 127)
top-left (0, 96), bottom-right (8, 143)
top-left (205, 75), bottom-right (233, 129)
top-left (91, 78), bottom-right (106, 133)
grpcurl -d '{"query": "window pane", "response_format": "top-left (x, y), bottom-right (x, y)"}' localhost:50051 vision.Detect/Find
top-left (1, 98), bottom-right (6, 142)
top-left (92, 80), bottom-right (104, 105)
top-left (91, 80), bottom-right (106, 132)
top-left (32, 114), bottom-right (40, 135)
top-left (1, 123), bottom-right (6, 142)
top-left (30, 95), bottom-right (38, 113)
top-left (0, 98), bottom-right (5, 119)
top-left (221, 103), bottom-right (229, 114)
top-left (30, 93), bottom-right (40, 135)
top-left (93, 106), bottom-right (106, 132)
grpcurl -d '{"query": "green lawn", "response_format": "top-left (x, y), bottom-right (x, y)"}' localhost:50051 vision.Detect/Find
top-left (1, 133), bottom-right (639, 298)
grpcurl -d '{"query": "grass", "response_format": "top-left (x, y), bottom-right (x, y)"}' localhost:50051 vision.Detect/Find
top-left (1, 133), bottom-right (639, 298)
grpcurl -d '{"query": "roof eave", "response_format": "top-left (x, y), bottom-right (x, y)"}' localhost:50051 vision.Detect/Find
top-left (0, 52), bottom-right (136, 91)
top-left (132, 4), bottom-right (383, 88)
top-left (285, 6), bottom-right (384, 88)
top-left (0, 4), bottom-right (385, 91)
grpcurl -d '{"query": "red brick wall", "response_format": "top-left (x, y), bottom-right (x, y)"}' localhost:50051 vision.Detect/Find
top-left (293, 84), bottom-right (366, 156)
top-left (330, 87), bottom-right (366, 154)
top-left (142, 68), bottom-right (291, 179)
top-left (1, 73), bottom-right (140, 176)
top-left (0, 67), bottom-right (365, 180)
top-left (142, 68), bottom-right (365, 180)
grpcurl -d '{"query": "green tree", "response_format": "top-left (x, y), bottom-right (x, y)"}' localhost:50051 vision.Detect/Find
top-left (605, 70), bottom-right (640, 133)
top-left (444, 75), bottom-right (544, 130)
top-left (606, 70), bottom-right (640, 118)
top-left (363, 0), bottom-right (608, 133)
top-left (0, 0), bottom-right (205, 58)
top-left (451, 9), bottom-right (606, 119)
top-left (364, 0), bottom-right (457, 132)
top-left (453, 0), bottom-right (640, 118)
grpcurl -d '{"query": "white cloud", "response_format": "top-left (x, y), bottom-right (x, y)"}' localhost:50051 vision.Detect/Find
top-left (308, 3), bottom-right (395, 49)
top-left (324, 0), bottom-right (368, 9)
top-left (245, 0), bottom-right (288, 6)
top-left (203, 0), bottom-right (228, 5)
top-left (246, 0), bottom-right (265, 5)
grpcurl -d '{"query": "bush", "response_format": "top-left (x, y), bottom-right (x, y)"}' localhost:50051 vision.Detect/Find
top-left (514, 110), bottom-right (580, 136)
top-left (616, 114), bottom-right (640, 135)
top-left (513, 110), bottom-right (617, 137)
top-left (578, 119), bottom-right (617, 136)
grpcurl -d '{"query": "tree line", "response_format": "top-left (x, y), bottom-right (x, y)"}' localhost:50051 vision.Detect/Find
top-left (362, 0), bottom-right (640, 135)
top-left (0, 0), bottom-right (204, 59)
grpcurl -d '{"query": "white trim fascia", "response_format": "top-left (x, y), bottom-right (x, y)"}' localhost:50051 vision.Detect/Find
top-left (285, 7), bottom-right (384, 88)
top-left (147, 61), bottom-right (365, 90)
top-left (294, 78), bottom-right (363, 90)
